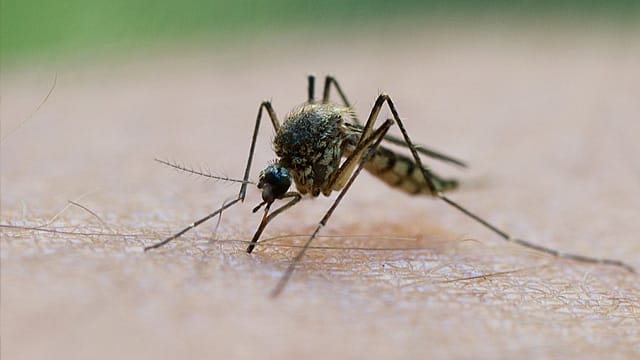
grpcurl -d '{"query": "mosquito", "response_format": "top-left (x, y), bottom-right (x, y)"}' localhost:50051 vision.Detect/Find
top-left (145, 75), bottom-right (635, 297)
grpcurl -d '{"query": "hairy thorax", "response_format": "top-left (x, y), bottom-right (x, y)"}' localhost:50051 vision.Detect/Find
top-left (273, 103), bottom-right (355, 196)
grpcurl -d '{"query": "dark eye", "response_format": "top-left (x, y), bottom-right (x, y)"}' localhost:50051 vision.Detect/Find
top-left (258, 163), bottom-right (291, 203)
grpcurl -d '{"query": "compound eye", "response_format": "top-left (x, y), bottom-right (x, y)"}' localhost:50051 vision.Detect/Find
top-left (258, 164), bottom-right (291, 203)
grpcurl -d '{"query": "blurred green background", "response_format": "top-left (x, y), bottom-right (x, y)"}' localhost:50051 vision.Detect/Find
top-left (1, 0), bottom-right (639, 64)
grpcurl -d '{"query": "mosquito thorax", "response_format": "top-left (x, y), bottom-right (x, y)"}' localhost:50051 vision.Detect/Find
top-left (257, 163), bottom-right (292, 203)
top-left (273, 103), bottom-right (349, 196)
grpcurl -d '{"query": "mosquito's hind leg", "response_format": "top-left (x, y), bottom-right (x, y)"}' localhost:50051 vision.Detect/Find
top-left (307, 75), bottom-right (316, 103)
top-left (319, 75), bottom-right (360, 122)
top-left (145, 101), bottom-right (281, 251)
top-left (307, 74), bottom-right (353, 108)
top-left (361, 94), bottom-right (635, 273)
top-left (321, 76), bottom-right (352, 106)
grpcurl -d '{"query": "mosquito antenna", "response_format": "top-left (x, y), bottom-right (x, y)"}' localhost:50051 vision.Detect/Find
top-left (437, 193), bottom-right (636, 273)
top-left (155, 158), bottom-right (255, 185)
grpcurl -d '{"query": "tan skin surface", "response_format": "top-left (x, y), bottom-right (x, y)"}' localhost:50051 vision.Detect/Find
top-left (2, 27), bottom-right (639, 359)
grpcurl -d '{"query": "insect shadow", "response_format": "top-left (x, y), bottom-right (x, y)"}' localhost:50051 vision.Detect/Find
top-left (146, 75), bottom-right (635, 297)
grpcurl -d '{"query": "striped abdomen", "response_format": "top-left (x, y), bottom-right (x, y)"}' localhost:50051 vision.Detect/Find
top-left (363, 145), bottom-right (458, 195)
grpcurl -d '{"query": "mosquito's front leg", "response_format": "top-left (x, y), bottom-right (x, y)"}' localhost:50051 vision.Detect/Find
top-left (321, 76), bottom-right (354, 110)
top-left (246, 191), bottom-right (302, 253)
top-left (145, 101), bottom-right (280, 251)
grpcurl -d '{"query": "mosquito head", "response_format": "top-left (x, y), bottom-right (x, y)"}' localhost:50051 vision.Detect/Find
top-left (258, 163), bottom-right (291, 203)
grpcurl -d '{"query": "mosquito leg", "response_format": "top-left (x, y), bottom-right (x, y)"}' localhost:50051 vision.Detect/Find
top-left (342, 121), bottom-right (467, 168)
top-left (362, 94), bottom-right (440, 194)
top-left (307, 75), bottom-right (315, 103)
top-left (438, 194), bottom-right (636, 273)
top-left (145, 101), bottom-right (280, 251)
top-left (145, 198), bottom-right (242, 251)
top-left (264, 193), bottom-right (303, 223)
top-left (239, 101), bottom-right (279, 198)
top-left (322, 76), bottom-right (353, 107)
top-left (270, 119), bottom-right (394, 297)
top-left (328, 93), bottom-right (438, 193)
top-left (379, 128), bottom-right (467, 168)
top-left (370, 93), bottom-right (635, 273)
top-left (321, 76), bottom-right (359, 124)
top-left (246, 192), bottom-right (302, 253)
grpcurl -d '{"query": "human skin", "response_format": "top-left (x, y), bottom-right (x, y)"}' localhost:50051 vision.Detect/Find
top-left (2, 26), bottom-right (639, 359)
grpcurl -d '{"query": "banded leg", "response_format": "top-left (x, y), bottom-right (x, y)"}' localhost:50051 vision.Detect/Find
top-left (145, 101), bottom-right (280, 251)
